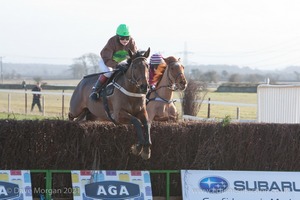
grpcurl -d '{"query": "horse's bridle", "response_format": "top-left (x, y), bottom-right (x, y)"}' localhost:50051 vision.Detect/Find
top-left (126, 56), bottom-right (149, 89)
top-left (147, 61), bottom-right (185, 104)
top-left (112, 56), bottom-right (149, 98)
top-left (157, 61), bottom-right (184, 91)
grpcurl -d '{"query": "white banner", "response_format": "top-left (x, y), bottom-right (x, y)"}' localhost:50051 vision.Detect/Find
top-left (181, 170), bottom-right (300, 200)
top-left (0, 170), bottom-right (32, 200)
top-left (71, 170), bottom-right (152, 200)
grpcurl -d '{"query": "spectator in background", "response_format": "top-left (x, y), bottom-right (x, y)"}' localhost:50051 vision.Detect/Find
top-left (31, 82), bottom-right (42, 112)
top-left (21, 80), bottom-right (26, 89)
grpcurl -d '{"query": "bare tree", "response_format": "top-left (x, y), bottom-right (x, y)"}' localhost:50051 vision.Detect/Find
top-left (265, 73), bottom-right (280, 84)
top-left (69, 63), bottom-right (85, 79)
top-left (33, 76), bottom-right (42, 83)
top-left (189, 69), bottom-right (203, 81)
top-left (294, 71), bottom-right (300, 81)
top-left (85, 53), bottom-right (100, 73)
top-left (74, 56), bottom-right (89, 75)
top-left (245, 73), bottom-right (264, 83)
top-left (228, 73), bottom-right (242, 82)
top-left (181, 80), bottom-right (208, 116)
top-left (198, 70), bottom-right (219, 83)
top-left (69, 53), bottom-right (100, 78)
top-left (221, 70), bottom-right (229, 81)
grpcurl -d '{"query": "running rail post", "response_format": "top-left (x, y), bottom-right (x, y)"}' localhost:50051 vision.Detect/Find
top-left (166, 171), bottom-right (171, 200)
top-left (150, 170), bottom-right (180, 200)
top-left (45, 170), bottom-right (52, 200)
top-left (62, 90), bottom-right (65, 119)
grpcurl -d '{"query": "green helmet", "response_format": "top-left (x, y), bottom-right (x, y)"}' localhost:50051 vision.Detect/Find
top-left (116, 24), bottom-right (130, 36)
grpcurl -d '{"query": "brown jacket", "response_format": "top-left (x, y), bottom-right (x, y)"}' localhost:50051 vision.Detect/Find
top-left (100, 35), bottom-right (137, 68)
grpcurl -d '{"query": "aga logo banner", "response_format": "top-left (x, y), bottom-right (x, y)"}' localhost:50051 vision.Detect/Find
top-left (0, 170), bottom-right (32, 200)
top-left (71, 170), bottom-right (152, 200)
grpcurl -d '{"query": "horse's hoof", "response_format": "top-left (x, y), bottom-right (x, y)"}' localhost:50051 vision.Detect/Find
top-left (131, 144), bottom-right (143, 156)
top-left (141, 146), bottom-right (151, 160)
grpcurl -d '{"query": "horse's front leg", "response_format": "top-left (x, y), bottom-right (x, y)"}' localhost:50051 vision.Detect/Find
top-left (113, 111), bottom-right (145, 156)
top-left (115, 110), bottom-right (151, 159)
top-left (137, 109), bottom-right (152, 160)
top-left (130, 116), bottom-right (146, 156)
top-left (146, 103), bottom-right (156, 124)
top-left (168, 102), bottom-right (179, 121)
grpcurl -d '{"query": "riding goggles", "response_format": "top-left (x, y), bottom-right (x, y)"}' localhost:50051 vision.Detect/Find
top-left (119, 36), bottom-right (130, 41)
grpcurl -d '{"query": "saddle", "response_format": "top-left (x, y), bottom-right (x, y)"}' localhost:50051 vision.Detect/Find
top-left (100, 83), bottom-right (114, 97)
top-left (99, 66), bottom-right (127, 97)
top-left (100, 67), bottom-right (128, 124)
top-left (84, 65), bottom-right (128, 98)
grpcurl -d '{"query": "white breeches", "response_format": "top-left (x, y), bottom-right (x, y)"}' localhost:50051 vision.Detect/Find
top-left (99, 59), bottom-right (113, 78)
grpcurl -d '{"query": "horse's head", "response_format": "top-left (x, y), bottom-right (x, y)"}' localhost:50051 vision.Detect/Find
top-left (126, 48), bottom-right (151, 93)
top-left (163, 56), bottom-right (187, 91)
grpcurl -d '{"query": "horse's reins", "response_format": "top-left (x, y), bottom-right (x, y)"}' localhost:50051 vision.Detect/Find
top-left (155, 61), bottom-right (184, 91)
top-left (103, 56), bottom-right (148, 124)
top-left (127, 56), bottom-right (149, 88)
top-left (83, 69), bottom-right (119, 79)
top-left (166, 61), bottom-right (185, 91)
top-left (112, 56), bottom-right (148, 98)
top-left (148, 61), bottom-right (183, 104)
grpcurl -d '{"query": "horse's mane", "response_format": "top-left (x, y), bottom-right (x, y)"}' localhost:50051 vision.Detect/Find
top-left (152, 63), bottom-right (167, 83)
top-left (153, 56), bottom-right (179, 83)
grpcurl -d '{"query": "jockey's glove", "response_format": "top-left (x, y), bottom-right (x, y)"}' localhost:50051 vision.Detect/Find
top-left (116, 63), bottom-right (128, 73)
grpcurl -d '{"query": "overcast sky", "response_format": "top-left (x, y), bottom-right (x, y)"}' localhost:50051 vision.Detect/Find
top-left (1, 0), bottom-right (300, 70)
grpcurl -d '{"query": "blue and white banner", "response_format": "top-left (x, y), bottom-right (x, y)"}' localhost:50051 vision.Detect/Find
top-left (71, 170), bottom-right (152, 200)
top-left (181, 170), bottom-right (300, 200)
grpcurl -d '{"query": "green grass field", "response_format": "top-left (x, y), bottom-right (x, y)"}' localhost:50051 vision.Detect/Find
top-left (174, 91), bottom-right (257, 120)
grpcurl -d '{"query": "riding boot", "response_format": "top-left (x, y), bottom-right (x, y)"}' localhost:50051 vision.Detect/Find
top-left (89, 74), bottom-right (108, 101)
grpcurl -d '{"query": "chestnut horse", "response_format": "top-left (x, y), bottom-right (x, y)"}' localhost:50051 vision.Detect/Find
top-left (68, 48), bottom-right (152, 160)
top-left (146, 56), bottom-right (187, 123)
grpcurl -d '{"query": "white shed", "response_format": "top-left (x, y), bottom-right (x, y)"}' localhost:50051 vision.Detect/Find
top-left (257, 84), bottom-right (300, 123)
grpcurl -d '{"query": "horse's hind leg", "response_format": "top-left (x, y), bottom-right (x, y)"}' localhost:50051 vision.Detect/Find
top-left (168, 103), bottom-right (179, 121)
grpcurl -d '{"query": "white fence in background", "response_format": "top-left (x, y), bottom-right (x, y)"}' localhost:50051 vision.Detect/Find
top-left (0, 89), bottom-right (257, 120)
top-left (0, 89), bottom-right (71, 119)
top-left (257, 84), bottom-right (300, 123)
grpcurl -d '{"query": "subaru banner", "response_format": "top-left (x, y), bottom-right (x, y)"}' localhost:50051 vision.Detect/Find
top-left (71, 170), bottom-right (152, 200)
top-left (181, 170), bottom-right (300, 200)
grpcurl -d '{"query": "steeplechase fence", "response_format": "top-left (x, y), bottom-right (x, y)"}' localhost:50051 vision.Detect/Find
top-left (2, 119), bottom-right (300, 199)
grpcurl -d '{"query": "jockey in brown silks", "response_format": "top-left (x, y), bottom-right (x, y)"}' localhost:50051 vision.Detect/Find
top-left (90, 24), bottom-right (138, 101)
